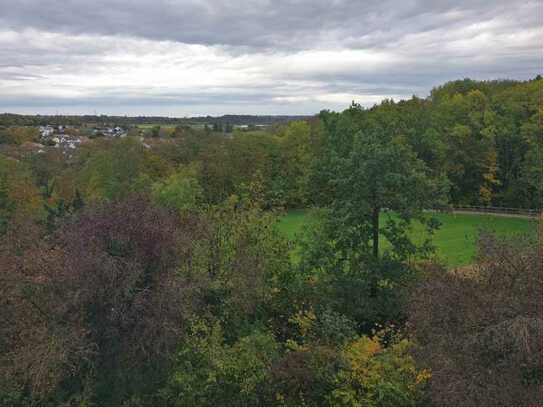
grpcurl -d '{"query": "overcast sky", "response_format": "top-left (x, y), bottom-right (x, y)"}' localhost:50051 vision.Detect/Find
top-left (0, 0), bottom-right (542, 116)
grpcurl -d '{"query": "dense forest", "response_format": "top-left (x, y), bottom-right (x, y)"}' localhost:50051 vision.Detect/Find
top-left (1, 76), bottom-right (543, 406)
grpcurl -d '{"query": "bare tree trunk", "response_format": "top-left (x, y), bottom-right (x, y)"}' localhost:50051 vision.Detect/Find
top-left (372, 206), bottom-right (380, 258)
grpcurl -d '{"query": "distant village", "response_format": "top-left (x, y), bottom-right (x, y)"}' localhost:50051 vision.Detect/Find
top-left (0, 116), bottom-right (305, 159)
top-left (39, 125), bottom-right (127, 150)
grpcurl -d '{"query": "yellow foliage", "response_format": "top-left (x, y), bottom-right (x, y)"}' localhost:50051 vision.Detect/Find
top-left (289, 308), bottom-right (316, 339)
top-left (0, 155), bottom-right (43, 222)
top-left (329, 334), bottom-right (429, 406)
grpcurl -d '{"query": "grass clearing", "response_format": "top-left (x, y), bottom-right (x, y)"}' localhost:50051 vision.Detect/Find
top-left (276, 210), bottom-right (538, 267)
top-left (137, 124), bottom-right (178, 129)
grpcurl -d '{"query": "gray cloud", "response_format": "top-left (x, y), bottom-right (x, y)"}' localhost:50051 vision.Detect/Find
top-left (0, 0), bottom-right (540, 49)
top-left (0, 0), bottom-right (542, 115)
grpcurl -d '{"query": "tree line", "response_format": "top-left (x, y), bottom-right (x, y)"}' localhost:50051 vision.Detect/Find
top-left (0, 113), bottom-right (309, 128)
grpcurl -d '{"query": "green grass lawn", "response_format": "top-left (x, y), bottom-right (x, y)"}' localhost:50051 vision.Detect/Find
top-left (276, 210), bottom-right (538, 267)
top-left (137, 124), bottom-right (177, 129)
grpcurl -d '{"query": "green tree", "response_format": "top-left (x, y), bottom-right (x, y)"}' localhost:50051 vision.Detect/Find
top-left (301, 106), bottom-right (448, 330)
top-left (78, 138), bottom-right (170, 202)
top-left (151, 164), bottom-right (203, 211)
top-left (151, 125), bottom-right (161, 138)
top-left (0, 127), bottom-right (39, 145)
top-left (0, 172), bottom-right (13, 234)
top-left (72, 189), bottom-right (85, 211)
top-left (430, 90), bottom-right (497, 205)
top-left (160, 322), bottom-right (278, 407)
top-left (274, 121), bottom-right (314, 207)
top-left (329, 129), bottom-right (447, 260)
top-left (0, 155), bottom-right (43, 233)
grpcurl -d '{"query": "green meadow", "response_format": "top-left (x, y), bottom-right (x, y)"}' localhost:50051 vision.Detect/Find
top-left (277, 210), bottom-right (538, 267)
top-left (136, 124), bottom-right (178, 129)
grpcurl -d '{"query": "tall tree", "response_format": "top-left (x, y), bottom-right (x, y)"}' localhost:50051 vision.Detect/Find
top-left (274, 121), bottom-right (313, 207)
top-left (318, 106), bottom-right (448, 261)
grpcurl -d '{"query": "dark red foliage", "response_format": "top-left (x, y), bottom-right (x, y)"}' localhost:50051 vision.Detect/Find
top-left (408, 233), bottom-right (543, 406)
top-left (268, 346), bottom-right (340, 405)
top-left (0, 197), bottom-right (207, 399)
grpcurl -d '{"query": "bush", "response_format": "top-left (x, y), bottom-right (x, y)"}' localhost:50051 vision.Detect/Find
top-left (151, 164), bottom-right (203, 211)
top-left (0, 197), bottom-right (208, 404)
top-left (408, 232), bottom-right (543, 406)
top-left (329, 333), bottom-right (429, 407)
top-left (160, 322), bottom-right (278, 406)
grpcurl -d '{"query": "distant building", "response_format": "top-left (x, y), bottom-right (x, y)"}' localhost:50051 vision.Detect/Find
top-left (39, 125), bottom-right (54, 137)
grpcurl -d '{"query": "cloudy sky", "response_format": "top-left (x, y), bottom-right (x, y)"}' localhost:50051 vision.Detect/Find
top-left (0, 0), bottom-right (542, 116)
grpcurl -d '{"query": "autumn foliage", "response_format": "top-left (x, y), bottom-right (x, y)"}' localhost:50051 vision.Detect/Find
top-left (0, 198), bottom-right (207, 402)
top-left (409, 232), bottom-right (543, 406)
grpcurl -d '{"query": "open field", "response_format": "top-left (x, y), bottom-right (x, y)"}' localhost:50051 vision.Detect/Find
top-left (277, 210), bottom-right (538, 267)
top-left (136, 124), bottom-right (178, 129)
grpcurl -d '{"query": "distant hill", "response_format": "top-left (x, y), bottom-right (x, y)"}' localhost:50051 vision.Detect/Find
top-left (0, 113), bottom-right (313, 127)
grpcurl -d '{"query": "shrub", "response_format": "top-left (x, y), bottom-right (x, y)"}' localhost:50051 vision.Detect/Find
top-left (0, 197), bottom-right (207, 404)
top-left (408, 232), bottom-right (543, 406)
top-left (160, 322), bottom-right (278, 407)
top-left (329, 333), bottom-right (429, 407)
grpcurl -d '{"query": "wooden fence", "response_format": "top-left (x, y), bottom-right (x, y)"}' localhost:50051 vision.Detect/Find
top-left (443, 206), bottom-right (541, 218)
